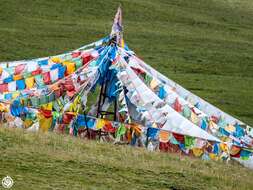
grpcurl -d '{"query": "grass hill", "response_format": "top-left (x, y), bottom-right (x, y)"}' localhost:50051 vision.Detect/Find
top-left (0, 0), bottom-right (253, 189)
top-left (1, 127), bottom-right (253, 190)
top-left (0, 0), bottom-right (253, 126)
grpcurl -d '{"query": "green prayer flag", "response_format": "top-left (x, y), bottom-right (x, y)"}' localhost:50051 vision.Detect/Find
top-left (116, 124), bottom-right (126, 138)
top-left (184, 136), bottom-right (195, 149)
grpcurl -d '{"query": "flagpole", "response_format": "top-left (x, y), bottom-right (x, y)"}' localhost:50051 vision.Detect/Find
top-left (110, 6), bottom-right (123, 47)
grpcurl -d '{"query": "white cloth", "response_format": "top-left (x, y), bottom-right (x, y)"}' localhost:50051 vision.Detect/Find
top-left (50, 68), bottom-right (59, 82)
top-left (117, 57), bottom-right (220, 142)
top-left (14, 117), bottom-right (23, 128)
top-left (27, 61), bottom-right (38, 72)
top-left (8, 81), bottom-right (16, 92)
top-left (0, 70), bottom-right (10, 81)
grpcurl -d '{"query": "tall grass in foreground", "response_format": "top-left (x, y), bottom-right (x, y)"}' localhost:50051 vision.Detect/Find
top-left (0, 127), bottom-right (253, 190)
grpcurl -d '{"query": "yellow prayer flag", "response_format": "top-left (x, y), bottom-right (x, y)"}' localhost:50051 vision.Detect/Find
top-left (225, 124), bottom-right (236, 133)
top-left (96, 119), bottom-right (105, 129)
top-left (25, 77), bottom-right (35, 89)
top-left (150, 78), bottom-right (159, 90)
top-left (13, 74), bottom-right (23, 81)
top-left (209, 153), bottom-right (219, 161)
top-left (12, 92), bottom-right (20, 99)
top-left (190, 112), bottom-right (199, 125)
top-left (51, 57), bottom-right (62, 63)
top-left (39, 115), bottom-right (52, 132)
top-left (220, 143), bottom-right (229, 152)
top-left (192, 148), bottom-right (203, 157)
top-left (41, 102), bottom-right (53, 111)
top-left (63, 61), bottom-right (75, 75)
top-left (24, 119), bottom-right (33, 128)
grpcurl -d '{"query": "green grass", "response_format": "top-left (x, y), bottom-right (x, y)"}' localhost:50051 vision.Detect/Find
top-left (0, 0), bottom-right (252, 125)
top-left (1, 127), bottom-right (253, 190)
top-left (0, 0), bottom-right (253, 189)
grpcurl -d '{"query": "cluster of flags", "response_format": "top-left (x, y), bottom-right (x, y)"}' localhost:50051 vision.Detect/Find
top-left (0, 7), bottom-right (252, 169)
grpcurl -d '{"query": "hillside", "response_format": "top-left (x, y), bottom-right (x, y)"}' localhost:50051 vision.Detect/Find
top-left (0, 0), bottom-right (253, 189)
top-left (0, 0), bottom-right (253, 126)
top-left (1, 127), bottom-right (253, 190)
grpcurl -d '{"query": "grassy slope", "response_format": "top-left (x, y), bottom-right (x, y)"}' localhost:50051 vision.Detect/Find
top-left (0, 0), bottom-right (253, 189)
top-left (1, 127), bottom-right (253, 190)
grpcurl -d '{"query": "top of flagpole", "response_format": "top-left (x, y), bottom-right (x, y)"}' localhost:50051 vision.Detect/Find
top-left (110, 6), bottom-right (123, 47)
